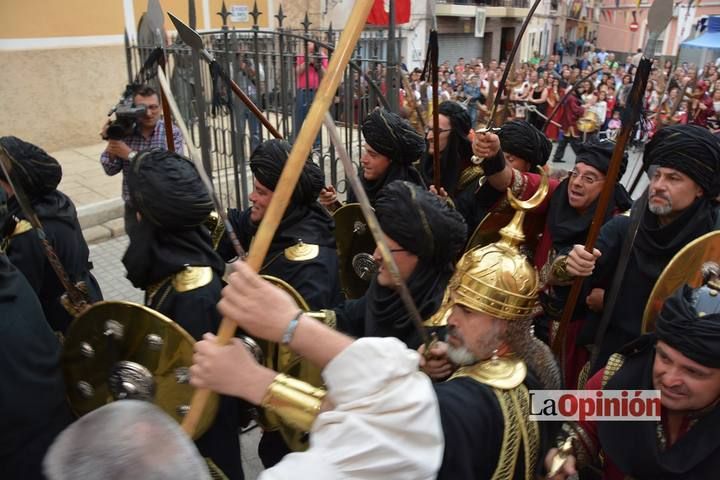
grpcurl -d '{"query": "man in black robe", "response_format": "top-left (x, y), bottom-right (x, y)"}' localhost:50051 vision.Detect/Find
top-left (566, 124), bottom-right (720, 373)
top-left (216, 139), bottom-right (341, 467)
top-left (420, 101), bottom-right (475, 196)
top-left (546, 278), bottom-right (720, 480)
top-left (0, 188), bottom-right (74, 480)
top-left (319, 108), bottom-right (426, 210)
top-left (121, 148), bottom-right (243, 480)
top-left (334, 180), bottom-right (467, 349)
top-left (0, 136), bottom-right (103, 333)
top-left (454, 119), bottom-right (551, 238)
top-left (217, 139), bottom-right (342, 311)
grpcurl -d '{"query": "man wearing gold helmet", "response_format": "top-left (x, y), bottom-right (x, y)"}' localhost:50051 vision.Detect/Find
top-left (189, 195), bottom-right (560, 479)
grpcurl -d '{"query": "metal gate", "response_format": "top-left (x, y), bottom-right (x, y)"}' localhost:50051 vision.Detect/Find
top-left (126, 2), bottom-right (400, 210)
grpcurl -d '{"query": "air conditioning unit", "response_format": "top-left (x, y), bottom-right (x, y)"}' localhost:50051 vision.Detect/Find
top-left (475, 8), bottom-right (487, 38)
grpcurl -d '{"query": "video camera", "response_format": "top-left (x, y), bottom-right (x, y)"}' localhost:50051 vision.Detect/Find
top-left (103, 84), bottom-right (147, 140)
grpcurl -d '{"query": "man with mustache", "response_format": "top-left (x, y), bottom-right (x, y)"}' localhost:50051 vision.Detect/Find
top-left (546, 277), bottom-right (720, 479)
top-left (190, 199), bottom-right (561, 478)
top-left (565, 125), bottom-right (720, 373)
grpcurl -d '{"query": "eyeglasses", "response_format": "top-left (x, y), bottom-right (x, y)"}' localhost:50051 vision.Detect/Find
top-left (424, 126), bottom-right (452, 134)
top-left (389, 248), bottom-right (407, 253)
top-left (569, 169), bottom-right (604, 185)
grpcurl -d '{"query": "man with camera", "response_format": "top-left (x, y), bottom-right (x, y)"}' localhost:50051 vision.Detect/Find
top-left (100, 85), bottom-right (184, 234)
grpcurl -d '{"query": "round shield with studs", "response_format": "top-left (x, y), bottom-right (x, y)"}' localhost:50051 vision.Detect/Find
top-left (62, 301), bottom-right (218, 438)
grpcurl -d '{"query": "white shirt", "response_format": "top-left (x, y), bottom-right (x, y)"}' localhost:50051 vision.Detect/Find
top-left (261, 338), bottom-right (444, 480)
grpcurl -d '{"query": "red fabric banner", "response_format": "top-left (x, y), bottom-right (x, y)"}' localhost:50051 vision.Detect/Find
top-left (367, 0), bottom-right (411, 25)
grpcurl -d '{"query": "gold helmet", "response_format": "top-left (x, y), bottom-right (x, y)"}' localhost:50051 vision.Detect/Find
top-left (447, 168), bottom-right (549, 322)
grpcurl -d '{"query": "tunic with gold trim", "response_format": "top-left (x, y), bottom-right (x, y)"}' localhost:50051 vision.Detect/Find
top-left (219, 204), bottom-right (342, 311)
top-left (434, 356), bottom-right (556, 480)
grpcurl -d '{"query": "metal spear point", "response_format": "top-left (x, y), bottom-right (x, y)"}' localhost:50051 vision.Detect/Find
top-left (167, 12), bottom-right (282, 139)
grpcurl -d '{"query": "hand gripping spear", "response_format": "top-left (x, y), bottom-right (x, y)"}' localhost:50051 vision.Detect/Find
top-left (177, 0), bottom-right (375, 437)
top-left (551, 0), bottom-right (673, 359)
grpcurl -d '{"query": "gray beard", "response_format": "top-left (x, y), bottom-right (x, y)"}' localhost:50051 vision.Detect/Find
top-left (648, 195), bottom-right (673, 216)
top-left (446, 344), bottom-right (478, 366)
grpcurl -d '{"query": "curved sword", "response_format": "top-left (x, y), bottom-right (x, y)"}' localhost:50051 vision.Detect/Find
top-left (485, 0), bottom-right (544, 129)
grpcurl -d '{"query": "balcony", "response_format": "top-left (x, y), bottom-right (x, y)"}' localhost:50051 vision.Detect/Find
top-left (436, 0), bottom-right (530, 19)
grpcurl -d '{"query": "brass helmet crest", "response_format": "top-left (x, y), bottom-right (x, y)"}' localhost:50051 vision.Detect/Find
top-left (447, 167), bottom-right (549, 322)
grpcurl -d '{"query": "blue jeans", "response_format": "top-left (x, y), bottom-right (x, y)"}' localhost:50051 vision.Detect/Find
top-left (294, 88), bottom-right (320, 148)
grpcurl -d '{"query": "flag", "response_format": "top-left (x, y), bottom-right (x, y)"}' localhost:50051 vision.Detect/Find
top-left (367, 0), bottom-right (411, 25)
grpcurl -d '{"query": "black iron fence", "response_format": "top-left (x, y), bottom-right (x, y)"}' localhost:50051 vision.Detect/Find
top-left (126, 4), bottom-right (401, 210)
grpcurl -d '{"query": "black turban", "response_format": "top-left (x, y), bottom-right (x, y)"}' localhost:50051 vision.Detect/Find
top-left (375, 180), bottom-right (467, 267)
top-left (656, 284), bottom-right (720, 368)
top-left (362, 109), bottom-right (425, 165)
top-left (127, 148), bottom-right (213, 230)
top-left (0, 136), bottom-right (62, 200)
top-left (575, 141), bottom-right (627, 178)
top-left (250, 139), bottom-right (324, 205)
top-left (438, 101), bottom-right (471, 136)
top-left (643, 124), bottom-right (720, 197)
top-left (498, 120), bottom-right (551, 168)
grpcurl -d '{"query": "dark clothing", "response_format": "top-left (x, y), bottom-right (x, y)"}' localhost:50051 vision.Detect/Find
top-left (453, 181), bottom-right (505, 240)
top-left (335, 262), bottom-right (451, 349)
top-left (0, 254), bottom-right (74, 479)
top-left (585, 198), bottom-right (718, 373)
top-left (219, 203), bottom-right (342, 310)
top-left (218, 203), bottom-right (341, 468)
top-left (347, 165), bottom-right (425, 207)
top-left (5, 191), bottom-right (102, 333)
top-left (597, 335), bottom-right (720, 479)
top-left (434, 368), bottom-right (556, 479)
top-left (123, 221), bottom-right (244, 480)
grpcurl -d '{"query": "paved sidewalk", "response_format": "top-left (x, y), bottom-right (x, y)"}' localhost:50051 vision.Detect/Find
top-left (52, 142), bottom-right (126, 244)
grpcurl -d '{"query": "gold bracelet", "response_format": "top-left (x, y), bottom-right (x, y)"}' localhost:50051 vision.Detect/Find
top-left (261, 374), bottom-right (327, 432)
top-left (551, 255), bottom-right (574, 284)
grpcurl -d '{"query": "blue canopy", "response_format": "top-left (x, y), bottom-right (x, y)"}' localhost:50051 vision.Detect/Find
top-left (679, 16), bottom-right (720, 66)
top-left (681, 32), bottom-right (720, 50)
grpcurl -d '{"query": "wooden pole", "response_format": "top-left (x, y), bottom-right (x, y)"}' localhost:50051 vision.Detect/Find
top-left (181, 0), bottom-right (375, 437)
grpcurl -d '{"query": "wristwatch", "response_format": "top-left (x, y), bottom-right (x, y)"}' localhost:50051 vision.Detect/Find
top-left (127, 150), bottom-right (138, 162)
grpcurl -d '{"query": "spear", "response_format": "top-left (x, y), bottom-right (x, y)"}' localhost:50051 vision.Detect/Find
top-left (551, 0), bottom-right (674, 357)
top-left (176, 0), bottom-right (376, 437)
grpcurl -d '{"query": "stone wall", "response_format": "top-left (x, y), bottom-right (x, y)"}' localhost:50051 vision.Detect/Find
top-left (0, 46), bottom-right (127, 151)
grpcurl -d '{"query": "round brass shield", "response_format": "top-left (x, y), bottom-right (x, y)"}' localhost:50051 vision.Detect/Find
top-left (62, 301), bottom-right (218, 439)
top-left (258, 276), bottom-right (323, 451)
top-left (642, 231), bottom-right (720, 333)
top-left (577, 111), bottom-right (600, 133)
top-left (333, 203), bottom-right (376, 299)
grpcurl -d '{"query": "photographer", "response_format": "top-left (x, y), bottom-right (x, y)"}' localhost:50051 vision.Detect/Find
top-left (99, 85), bottom-right (184, 234)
